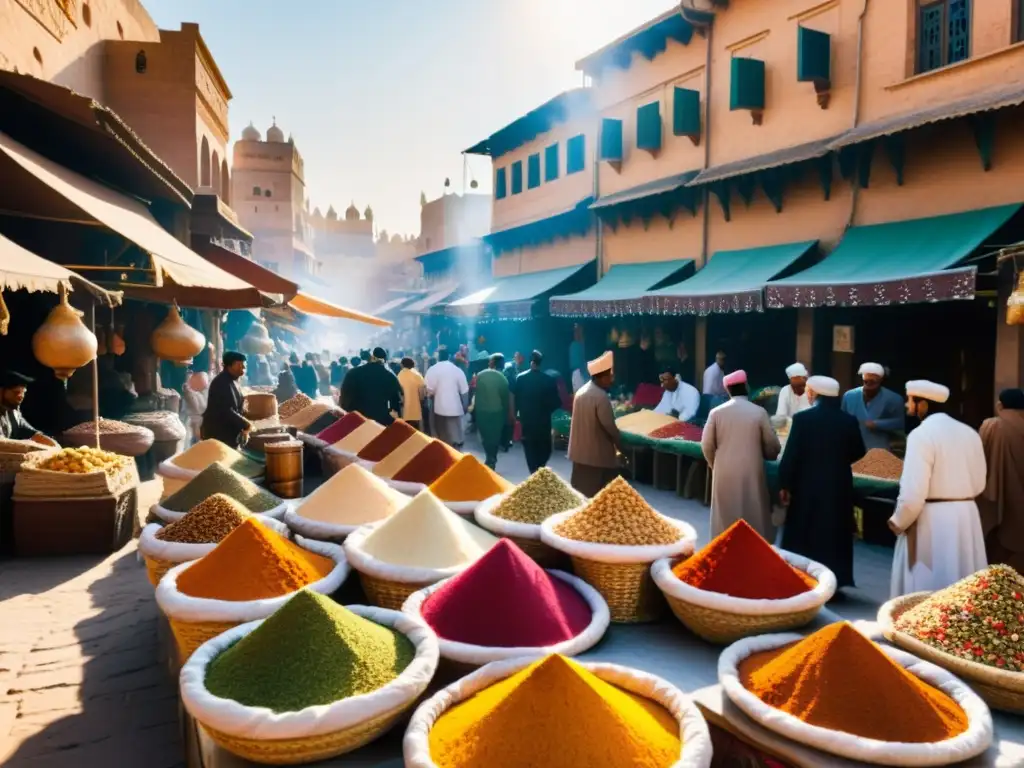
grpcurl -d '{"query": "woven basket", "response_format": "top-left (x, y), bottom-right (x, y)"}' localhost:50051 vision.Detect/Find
top-left (879, 592), bottom-right (1024, 714)
top-left (540, 509), bottom-right (697, 624)
top-left (651, 549), bottom-right (836, 644)
top-left (473, 492), bottom-right (582, 570)
top-left (244, 392), bottom-right (278, 420)
top-left (180, 606), bottom-right (439, 765)
top-left (170, 618), bottom-right (238, 662)
top-left (358, 572), bottom-right (435, 611)
top-left (405, 657), bottom-right (714, 768)
top-left (144, 554), bottom-right (176, 587)
top-left (508, 535), bottom-right (569, 569)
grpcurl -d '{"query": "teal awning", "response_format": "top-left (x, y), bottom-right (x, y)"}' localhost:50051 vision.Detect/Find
top-left (591, 172), bottom-right (698, 209)
top-left (447, 262), bottom-right (595, 321)
top-left (371, 295), bottom-right (418, 316)
top-left (550, 259), bottom-right (694, 317)
top-left (482, 197), bottom-right (595, 257)
top-left (766, 204), bottom-right (1021, 308)
top-left (403, 284), bottom-right (459, 314)
top-left (644, 241), bottom-right (818, 315)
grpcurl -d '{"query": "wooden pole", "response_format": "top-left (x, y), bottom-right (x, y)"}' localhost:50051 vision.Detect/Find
top-left (90, 304), bottom-right (100, 449)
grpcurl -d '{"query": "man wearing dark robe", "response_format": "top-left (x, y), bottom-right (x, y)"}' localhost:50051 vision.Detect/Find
top-left (201, 352), bottom-right (251, 448)
top-left (340, 346), bottom-right (402, 425)
top-left (0, 371), bottom-right (58, 445)
top-left (515, 350), bottom-right (562, 474)
top-left (779, 375), bottom-right (866, 592)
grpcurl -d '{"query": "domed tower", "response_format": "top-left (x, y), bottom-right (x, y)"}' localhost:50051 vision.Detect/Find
top-left (326, 205), bottom-right (338, 221)
top-left (266, 120), bottom-right (284, 143)
top-left (345, 202), bottom-right (360, 221)
top-left (241, 122), bottom-right (261, 142)
top-left (312, 207), bottom-right (323, 220)
top-left (364, 205), bottom-right (374, 222)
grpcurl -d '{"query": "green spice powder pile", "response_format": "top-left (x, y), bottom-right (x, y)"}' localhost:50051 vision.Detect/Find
top-left (493, 468), bottom-right (581, 525)
top-left (163, 463), bottom-right (282, 513)
top-left (205, 590), bottom-right (415, 712)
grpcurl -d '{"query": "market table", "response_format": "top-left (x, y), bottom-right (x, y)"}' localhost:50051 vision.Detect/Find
top-left (177, 609), bottom-right (1024, 768)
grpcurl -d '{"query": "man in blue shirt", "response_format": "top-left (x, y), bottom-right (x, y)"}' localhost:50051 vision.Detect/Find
top-left (841, 362), bottom-right (906, 451)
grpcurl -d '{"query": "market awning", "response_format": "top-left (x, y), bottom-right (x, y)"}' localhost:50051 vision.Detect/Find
top-left (415, 243), bottom-right (488, 277)
top-left (0, 232), bottom-right (120, 307)
top-left (288, 291), bottom-right (391, 327)
top-left (448, 261), bottom-right (595, 321)
top-left (403, 284), bottom-right (460, 314)
top-left (828, 84), bottom-right (1024, 151)
top-left (550, 259), bottom-right (695, 317)
top-left (371, 295), bottom-right (418, 316)
top-left (190, 238), bottom-right (297, 300)
top-left (0, 131), bottom-right (264, 307)
top-left (483, 197), bottom-right (595, 257)
top-left (591, 172), bottom-right (699, 210)
top-left (690, 137), bottom-right (839, 186)
top-left (644, 241), bottom-right (818, 315)
top-left (766, 204), bottom-right (1021, 309)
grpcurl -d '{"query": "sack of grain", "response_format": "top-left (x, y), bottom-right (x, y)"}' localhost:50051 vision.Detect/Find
top-left (62, 419), bottom-right (155, 457)
top-left (123, 411), bottom-right (187, 442)
top-left (15, 448), bottom-right (139, 498)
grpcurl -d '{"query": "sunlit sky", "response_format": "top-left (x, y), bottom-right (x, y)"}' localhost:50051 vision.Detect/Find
top-left (144, 0), bottom-right (673, 238)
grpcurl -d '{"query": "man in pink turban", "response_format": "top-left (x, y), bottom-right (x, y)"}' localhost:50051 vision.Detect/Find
top-left (701, 369), bottom-right (782, 540)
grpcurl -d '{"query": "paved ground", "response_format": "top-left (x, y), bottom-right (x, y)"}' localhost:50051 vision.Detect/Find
top-left (0, 436), bottom-right (898, 766)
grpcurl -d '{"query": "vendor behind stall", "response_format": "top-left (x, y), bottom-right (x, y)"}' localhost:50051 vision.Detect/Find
top-left (0, 371), bottom-right (59, 447)
top-left (841, 362), bottom-right (905, 451)
top-left (654, 365), bottom-right (700, 421)
top-left (776, 363), bottom-right (811, 419)
top-left (201, 352), bottom-right (251, 449)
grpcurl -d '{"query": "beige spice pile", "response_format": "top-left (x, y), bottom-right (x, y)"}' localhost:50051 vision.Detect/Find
top-left (156, 493), bottom-right (252, 544)
top-left (553, 476), bottom-right (681, 546)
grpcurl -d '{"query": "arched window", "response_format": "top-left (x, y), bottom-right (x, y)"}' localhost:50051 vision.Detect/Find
top-left (264, 189), bottom-right (272, 198)
top-left (199, 136), bottom-right (210, 187)
top-left (252, 186), bottom-right (262, 196)
top-left (220, 160), bottom-right (230, 205)
top-left (211, 150), bottom-right (221, 196)
top-left (135, 50), bottom-right (147, 74)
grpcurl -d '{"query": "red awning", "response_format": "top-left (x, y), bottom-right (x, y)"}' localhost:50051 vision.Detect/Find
top-left (191, 238), bottom-right (298, 299)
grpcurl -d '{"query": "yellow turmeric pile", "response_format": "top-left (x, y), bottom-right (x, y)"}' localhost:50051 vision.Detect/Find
top-left (177, 518), bottom-right (334, 601)
top-left (428, 655), bottom-right (680, 768)
top-left (428, 454), bottom-right (513, 502)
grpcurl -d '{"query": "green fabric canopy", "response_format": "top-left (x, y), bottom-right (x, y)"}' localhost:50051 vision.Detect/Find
top-left (766, 204), bottom-right (1020, 308)
top-left (447, 262), bottom-right (595, 321)
top-left (644, 240), bottom-right (818, 315)
top-left (550, 259), bottom-right (694, 317)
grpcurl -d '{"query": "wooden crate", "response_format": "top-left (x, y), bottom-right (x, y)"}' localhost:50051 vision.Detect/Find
top-left (13, 487), bottom-right (137, 557)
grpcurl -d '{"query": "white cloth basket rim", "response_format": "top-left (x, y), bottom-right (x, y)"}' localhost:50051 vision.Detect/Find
top-left (441, 500), bottom-right (478, 517)
top-left (152, 499), bottom-right (289, 524)
top-left (718, 631), bottom-right (993, 766)
top-left (157, 458), bottom-right (199, 482)
top-left (400, 568), bottom-right (610, 664)
top-left (403, 656), bottom-right (713, 768)
top-left (878, 592), bottom-right (1024, 692)
top-left (382, 478), bottom-right (427, 496)
top-left (283, 505), bottom-right (393, 541)
top-left (139, 518), bottom-right (290, 562)
top-left (179, 605), bottom-right (439, 740)
top-left (474, 490), bottom-right (584, 540)
top-left (540, 508), bottom-right (696, 564)
top-left (651, 547), bottom-right (837, 615)
top-left (154, 535), bottom-right (349, 623)
top-left (343, 521), bottom-right (487, 584)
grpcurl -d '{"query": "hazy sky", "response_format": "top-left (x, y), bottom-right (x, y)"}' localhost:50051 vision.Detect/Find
top-left (145, 0), bottom-right (672, 238)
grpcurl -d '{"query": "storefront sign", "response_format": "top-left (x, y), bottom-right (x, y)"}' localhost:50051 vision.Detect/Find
top-left (832, 325), bottom-right (854, 354)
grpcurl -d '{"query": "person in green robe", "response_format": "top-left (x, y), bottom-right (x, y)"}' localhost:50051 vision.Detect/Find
top-left (474, 353), bottom-right (511, 470)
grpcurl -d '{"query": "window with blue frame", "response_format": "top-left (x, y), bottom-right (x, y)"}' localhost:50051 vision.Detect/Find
top-left (545, 143), bottom-right (560, 182)
top-left (636, 102), bottom-right (662, 152)
top-left (917, 0), bottom-right (971, 74)
top-left (567, 134), bottom-right (586, 174)
top-left (527, 153), bottom-right (541, 189)
top-left (511, 160), bottom-right (523, 195)
top-left (495, 167), bottom-right (507, 200)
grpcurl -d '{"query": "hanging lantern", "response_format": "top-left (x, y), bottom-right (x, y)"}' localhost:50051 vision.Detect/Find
top-left (239, 319), bottom-right (275, 355)
top-left (151, 303), bottom-right (205, 365)
top-left (31, 283), bottom-right (98, 382)
top-left (1007, 273), bottom-right (1024, 326)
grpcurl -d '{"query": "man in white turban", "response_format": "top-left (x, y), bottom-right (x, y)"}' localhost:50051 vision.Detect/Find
top-left (889, 381), bottom-right (988, 598)
top-left (567, 352), bottom-right (621, 497)
top-left (841, 362), bottom-right (905, 451)
top-left (776, 363), bottom-right (811, 419)
top-left (779, 376), bottom-right (866, 592)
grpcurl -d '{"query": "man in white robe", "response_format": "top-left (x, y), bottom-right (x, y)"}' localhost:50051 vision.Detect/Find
top-left (889, 380), bottom-right (988, 598)
top-left (776, 362), bottom-right (811, 419)
top-left (654, 365), bottom-right (700, 421)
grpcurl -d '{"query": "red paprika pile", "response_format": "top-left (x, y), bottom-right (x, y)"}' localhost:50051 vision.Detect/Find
top-left (357, 419), bottom-right (417, 461)
top-left (392, 441), bottom-right (460, 485)
top-left (317, 412), bottom-right (366, 443)
top-left (648, 422), bottom-right (703, 441)
top-left (673, 520), bottom-right (816, 600)
top-left (422, 539), bottom-right (592, 647)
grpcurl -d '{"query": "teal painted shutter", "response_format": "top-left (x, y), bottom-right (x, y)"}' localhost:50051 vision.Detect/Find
top-left (495, 167), bottom-right (507, 200)
top-left (636, 102), bottom-right (662, 152)
top-left (918, 4), bottom-right (943, 73)
top-left (600, 118), bottom-right (623, 161)
top-left (545, 143), bottom-right (560, 182)
top-left (947, 0), bottom-right (970, 65)
top-left (730, 57), bottom-right (766, 111)
top-left (527, 153), bottom-right (541, 189)
top-left (672, 87), bottom-right (701, 137)
top-left (511, 161), bottom-right (523, 194)
top-left (797, 26), bottom-right (831, 83)
top-left (567, 134), bottom-right (586, 174)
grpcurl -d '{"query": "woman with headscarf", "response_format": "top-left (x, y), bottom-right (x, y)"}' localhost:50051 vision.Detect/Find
top-left (978, 388), bottom-right (1024, 571)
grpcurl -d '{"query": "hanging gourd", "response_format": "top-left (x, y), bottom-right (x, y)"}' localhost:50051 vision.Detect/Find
top-left (150, 302), bottom-right (205, 365)
top-left (31, 283), bottom-right (97, 381)
top-left (1008, 273), bottom-right (1024, 326)
top-left (0, 289), bottom-right (9, 336)
top-left (239, 319), bottom-right (274, 355)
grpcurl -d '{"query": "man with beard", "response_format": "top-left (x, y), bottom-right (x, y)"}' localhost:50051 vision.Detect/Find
top-left (776, 363), bottom-right (811, 419)
top-left (841, 362), bottom-right (905, 450)
top-left (889, 380), bottom-right (987, 597)
top-left (568, 352), bottom-right (621, 497)
top-left (778, 376), bottom-right (866, 593)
